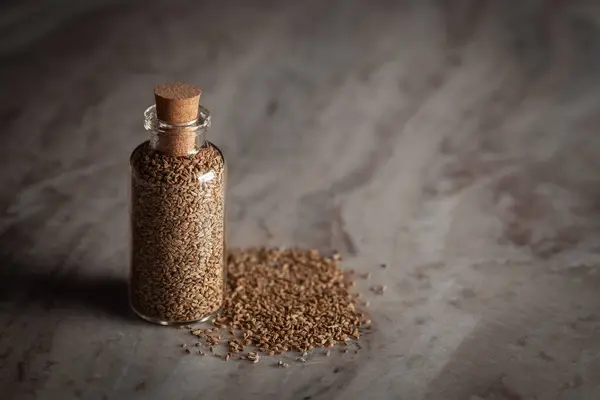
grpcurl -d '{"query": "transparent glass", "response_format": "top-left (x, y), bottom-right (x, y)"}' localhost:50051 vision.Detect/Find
top-left (129, 105), bottom-right (227, 325)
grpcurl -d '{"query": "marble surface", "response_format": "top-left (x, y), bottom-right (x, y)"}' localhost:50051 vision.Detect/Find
top-left (2, 0), bottom-right (600, 399)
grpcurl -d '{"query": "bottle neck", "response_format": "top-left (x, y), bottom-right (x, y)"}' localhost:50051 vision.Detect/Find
top-left (144, 105), bottom-right (211, 156)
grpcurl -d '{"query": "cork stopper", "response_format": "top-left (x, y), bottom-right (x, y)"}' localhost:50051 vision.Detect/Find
top-left (153, 82), bottom-right (202, 156)
top-left (154, 82), bottom-right (202, 124)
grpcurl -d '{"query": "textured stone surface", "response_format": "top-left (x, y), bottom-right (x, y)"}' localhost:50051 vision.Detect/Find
top-left (1, 0), bottom-right (600, 399)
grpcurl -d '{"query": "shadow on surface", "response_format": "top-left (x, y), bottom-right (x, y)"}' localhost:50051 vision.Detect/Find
top-left (0, 260), bottom-right (133, 321)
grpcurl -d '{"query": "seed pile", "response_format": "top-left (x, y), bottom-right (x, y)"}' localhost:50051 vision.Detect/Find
top-left (129, 141), bottom-right (226, 323)
top-left (188, 247), bottom-right (369, 358)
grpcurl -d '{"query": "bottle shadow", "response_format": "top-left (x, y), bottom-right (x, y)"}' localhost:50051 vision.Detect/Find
top-left (0, 259), bottom-right (135, 322)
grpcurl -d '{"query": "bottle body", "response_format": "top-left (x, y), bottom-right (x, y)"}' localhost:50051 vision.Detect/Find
top-left (129, 106), bottom-right (226, 325)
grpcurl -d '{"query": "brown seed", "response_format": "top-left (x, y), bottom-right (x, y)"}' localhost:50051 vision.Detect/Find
top-left (246, 352), bottom-right (260, 364)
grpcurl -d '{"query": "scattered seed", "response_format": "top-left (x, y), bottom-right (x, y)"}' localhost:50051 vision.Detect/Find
top-left (247, 352), bottom-right (260, 364)
top-left (370, 285), bottom-right (386, 295)
top-left (185, 348), bottom-right (191, 354)
top-left (175, 247), bottom-right (369, 362)
top-left (296, 357), bottom-right (307, 364)
top-left (277, 360), bottom-right (289, 368)
top-left (217, 248), bottom-right (367, 356)
top-left (325, 350), bottom-right (331, 357)
top-left (199, 351), bottom-right (205, 356)
top-left (380, 263), bottom-right (387, 269)
top-left (181, 344), bottom-right (187, 348)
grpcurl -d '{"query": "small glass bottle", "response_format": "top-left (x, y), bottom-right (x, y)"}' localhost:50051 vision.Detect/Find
top-left (129, 83), bottom-right (226, 325)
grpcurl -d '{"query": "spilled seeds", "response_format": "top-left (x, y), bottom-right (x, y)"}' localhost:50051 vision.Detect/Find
top-left (220, 247), bottom-right (366, 354)
top-left (181, 247), bottom-right (375, 363)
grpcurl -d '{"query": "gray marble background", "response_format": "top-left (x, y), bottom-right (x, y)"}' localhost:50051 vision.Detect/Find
top-left (1, 0), bottom-right (600, 399)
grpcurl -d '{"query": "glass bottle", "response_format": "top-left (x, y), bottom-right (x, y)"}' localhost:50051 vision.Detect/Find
top-left (129, 87), bottom-right (226, 325)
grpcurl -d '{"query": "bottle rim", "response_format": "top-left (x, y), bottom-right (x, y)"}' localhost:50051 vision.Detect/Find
top-left (143, 104), bottom-right (211, 133)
